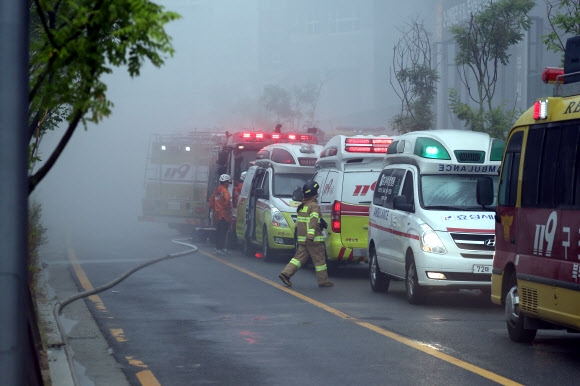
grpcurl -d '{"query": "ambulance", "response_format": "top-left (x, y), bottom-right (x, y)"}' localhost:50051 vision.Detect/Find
top-left (236, 142), bottom-right (323, 260)
top-left (367, 130), bottom-right (504, 304)
top-left (313, 135), bottom-right (393, 272)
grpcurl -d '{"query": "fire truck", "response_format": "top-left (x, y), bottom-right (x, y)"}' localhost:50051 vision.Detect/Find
top-left (209, 129), bottom-right (319, 246)
top-left (138, 131), bottom-right (225, 237)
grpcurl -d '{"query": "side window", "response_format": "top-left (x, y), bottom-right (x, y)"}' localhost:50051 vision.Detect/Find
top-left (521, 127), bottom-right (543, 207)
top-left (401, 171), bottom-right (414, 206)
top-left (385, 169), bottom-right (405, 209)
top-left (318, 171), bottom-right (336, 204)
top-left (373, 169), bottom-right (393, 207)
top-left (558, 125), bottom-right (580, 207)
top-left (261, 170), bottom-right (271, 195)
top-left (498, 131), bottom-right (523, 207)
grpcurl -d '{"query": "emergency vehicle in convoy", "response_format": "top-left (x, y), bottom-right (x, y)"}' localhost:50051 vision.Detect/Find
top-left (368, 130), bottom-right (504, 304)
top-left (235, 142), bottom-right (323, 260)
top-left (313, 135), bottom-right (393, 272)
top-left (208, 129), bottom-right (319, 245)
top-left (484, 35), bottom-right (580, 343)
top-left (138, 131), bottom-right (225, 236)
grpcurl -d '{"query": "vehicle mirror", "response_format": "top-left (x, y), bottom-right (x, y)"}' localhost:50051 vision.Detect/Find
top-left (255, 187), bottom-right (268, 199)
top-left (292, 186), bottom-right (303, 202)
top-left (393, 195), bottom-right (413, 212)
top-left (476, 177), bottom-right (494, 206)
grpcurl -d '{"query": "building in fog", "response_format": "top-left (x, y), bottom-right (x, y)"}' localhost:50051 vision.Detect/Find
top-left (434, 0), bottom-right (561, 131)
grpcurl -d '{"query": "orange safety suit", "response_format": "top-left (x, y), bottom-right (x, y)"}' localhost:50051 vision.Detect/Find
top-left (280, 196), bottom-right (330, 286)
top-left (209, 184), bottom-right (232, 225)
top-left (233, 182), bottom-right (242, 207)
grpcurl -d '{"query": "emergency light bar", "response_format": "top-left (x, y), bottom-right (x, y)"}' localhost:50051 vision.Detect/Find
top-left (344, 137), bottom-right (392, 153)
top-left (542, 67), bottom-right (564, 84)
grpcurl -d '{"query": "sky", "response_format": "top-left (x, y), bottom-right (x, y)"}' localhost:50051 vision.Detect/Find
top-left (34, 0), bottom-right (432, 240)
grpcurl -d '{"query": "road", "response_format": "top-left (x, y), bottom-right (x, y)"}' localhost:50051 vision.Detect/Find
top-left (42, 220), bottom-right (580, 386)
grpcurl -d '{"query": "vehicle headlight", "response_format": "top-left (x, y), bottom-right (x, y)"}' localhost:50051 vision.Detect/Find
top-left (419, 223), bottom-right (447, 254)
top-left (271, 208), bottom-right (289, 228)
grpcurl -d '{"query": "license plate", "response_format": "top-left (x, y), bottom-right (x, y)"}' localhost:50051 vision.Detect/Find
top-left (473, 265), bottom-right (492, 274)
top-left (168, 201), bottom-right (181, 210)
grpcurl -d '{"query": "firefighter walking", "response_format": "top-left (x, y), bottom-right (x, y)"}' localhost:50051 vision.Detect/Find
top-left (210, 174), bottom-right (232, 254)
top-left (279, 181), bottom-right (334, 288)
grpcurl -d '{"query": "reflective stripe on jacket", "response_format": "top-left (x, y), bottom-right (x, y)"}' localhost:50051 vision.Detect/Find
top-left (296, 197), bottom-right (324, 244)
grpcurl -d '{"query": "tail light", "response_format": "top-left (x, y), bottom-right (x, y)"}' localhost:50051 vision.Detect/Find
top-left (331, 200), bottom-right (341, 233)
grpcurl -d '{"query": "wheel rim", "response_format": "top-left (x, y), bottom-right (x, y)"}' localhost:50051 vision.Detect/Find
top-left (505, 285), bottom-right (521, 327)
top-left (262, 230), bottom-right (269, 258)
top-left (407, 263), bottom-right (416, 298)
top-left (370, 253), bottom-right (377, 286)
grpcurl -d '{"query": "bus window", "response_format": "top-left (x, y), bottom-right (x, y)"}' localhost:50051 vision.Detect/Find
top-left (498, 131), bottom-right (523, 207)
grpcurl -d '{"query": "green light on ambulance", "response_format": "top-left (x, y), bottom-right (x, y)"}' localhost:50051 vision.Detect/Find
top-left (414, 138), bottom-right (451, 160)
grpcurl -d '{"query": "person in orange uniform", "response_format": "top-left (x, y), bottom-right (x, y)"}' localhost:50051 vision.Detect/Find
top-left (209, 174), bottom-right (232, 254)
top-left (279, 181), bottom-right (334, 288)
top-left (233, 171), bottom-right (246, 208)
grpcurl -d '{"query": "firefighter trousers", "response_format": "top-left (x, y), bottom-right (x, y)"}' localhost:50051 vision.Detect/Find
top-left (281, 242), bottom-right (329, 285)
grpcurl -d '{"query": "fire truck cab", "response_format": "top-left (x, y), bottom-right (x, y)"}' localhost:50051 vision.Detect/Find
top-left (312, 135), bottom-right (393, 272)
top-left (236, 142), bottom-right (323, 260)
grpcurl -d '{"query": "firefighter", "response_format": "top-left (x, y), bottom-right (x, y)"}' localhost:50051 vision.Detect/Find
top-left (278, 180), bottom-right (334, 288)
top-left (233, 171), bottom-right (246, 207)
top-left (209, 174), bottom-right (232, 254)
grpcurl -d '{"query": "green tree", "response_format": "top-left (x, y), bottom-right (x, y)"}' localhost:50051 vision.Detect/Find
top-left (390, 16), bottom-right (439, 133)
top-left (448, 0), bottom-right (534, 139)
top-left (28, 0), bottom-right (180, 194)
top-left (544, 0), bottom-right (580, 63)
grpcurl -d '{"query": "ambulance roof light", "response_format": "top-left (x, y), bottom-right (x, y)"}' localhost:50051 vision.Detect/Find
top-left (414, 137), bottom-right (451, 160)
top-left (344, 136), bottom-right (392, 153)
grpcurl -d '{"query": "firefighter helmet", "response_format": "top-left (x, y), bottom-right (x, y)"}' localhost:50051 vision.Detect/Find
top-left (302, 180), bottom-right (319, 198)
top-left (219, 174), bottom-right (231, 183)
top-left (240, 171), bottom-right (247, 181)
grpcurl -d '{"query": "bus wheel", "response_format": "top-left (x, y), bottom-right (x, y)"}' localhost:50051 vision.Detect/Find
top-left (505, 271), bottom-right (537, 343)
top-left (369, 247), bottom-right (389, 293)
top-left (405, 257), bottom-right (424, 305)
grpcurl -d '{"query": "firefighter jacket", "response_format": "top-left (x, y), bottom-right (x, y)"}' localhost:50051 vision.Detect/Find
top-left (296, 196), bottom-right (324, 244)
top-left (209, 184), bottom-right (232, 223)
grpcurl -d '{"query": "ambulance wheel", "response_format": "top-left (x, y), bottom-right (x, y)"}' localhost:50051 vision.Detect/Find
top-left (505, 270), bottom-right (537, 343)
top-left (369, 247), bottom-right (389, 293)
top-left (262, 227), bottom-right (273, 261)
top-left (405, 257), bottom-right (424, 305)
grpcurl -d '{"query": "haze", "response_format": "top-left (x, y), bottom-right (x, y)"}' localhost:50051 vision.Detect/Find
top-left (34, 0), bottom-right (431, 243)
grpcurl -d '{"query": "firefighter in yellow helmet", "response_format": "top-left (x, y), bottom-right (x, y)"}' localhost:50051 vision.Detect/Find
top-left (279, 180), bottom-right (334, 288)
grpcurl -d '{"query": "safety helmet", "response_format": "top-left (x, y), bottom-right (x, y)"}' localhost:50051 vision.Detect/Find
top-left (240, 171), bottom-right (247, 181)
top-left (219, 174), bottom-right (231, 183)
top-left (302, 180), bottom-right (319, 198)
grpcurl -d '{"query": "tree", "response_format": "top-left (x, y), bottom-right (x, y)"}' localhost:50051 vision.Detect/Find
top-left (260, 77), bottom-right (328, 130)
top-left (448, 0), bottom-right (534, 139)
top-left (28, 0), bottom-right (180, 194)
top-left (544, 0), bottom-right (580, 63)
top-left (390, 16), bottom-right (439, 134)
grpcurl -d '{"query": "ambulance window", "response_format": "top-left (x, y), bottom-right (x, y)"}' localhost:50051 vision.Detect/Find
top-left (373, 169), bottom-right (392, 207)
top-left (401, 171), bottom-right (414, 206)
top-left (261, 170), bottom-right (270, 195)
top-left (271, 148), bottom-right (296, 164)
top-left (498, 131), bottom-right (522, 207)
top-left (386, 169), bottom-right (405, 209)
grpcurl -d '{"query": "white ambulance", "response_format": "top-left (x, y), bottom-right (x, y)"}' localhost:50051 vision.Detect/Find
top-left (313, 135), bottom-right (393, 271)
top-left (236, 142), bottom-right (323, 260)
top-left (368, 129), bottom-right (504, 304)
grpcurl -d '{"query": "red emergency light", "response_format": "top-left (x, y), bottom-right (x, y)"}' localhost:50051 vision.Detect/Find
top-left (533, 99), bottom-right (548, 120)
top-left (345, 137), bottom-right (391, 153)
top-left (542, 67), bottom-right (564, 84)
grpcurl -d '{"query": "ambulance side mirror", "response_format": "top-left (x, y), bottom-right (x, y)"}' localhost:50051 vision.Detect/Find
top-left (255, 188), bottom-right (268, 199)
top-left (393, 195), bottom-right (413, 212)
top-left (476, 177), bottom-right (494, 206)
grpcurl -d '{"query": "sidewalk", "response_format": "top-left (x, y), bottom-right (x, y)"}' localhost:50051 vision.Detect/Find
top-left (35, 253), bottom-right (130, 386)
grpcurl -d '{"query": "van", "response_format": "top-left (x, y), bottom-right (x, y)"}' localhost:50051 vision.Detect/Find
top-left (367, 130), bottom-right (504, 304)
top-left (235, 142), bottom-right (323, 260)
top-left (313, 135), bottom-right (393, 271)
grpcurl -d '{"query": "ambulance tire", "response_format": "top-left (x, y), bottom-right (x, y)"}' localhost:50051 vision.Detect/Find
top-left (369, 247), bottom-right (389, 293)
top-left (243, 233), bottom-right (254, 257)
top-left (405, 256), bottom-right (424, 305)
top-left (505, 270), bottom-right (537, 343)
top-left (325, 249), bottom-right (339, 275)
top-left (262, 227), bottom-right (273, 261)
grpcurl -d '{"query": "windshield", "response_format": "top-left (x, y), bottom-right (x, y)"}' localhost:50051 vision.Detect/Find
top-left (273, 173), bottom-right (314, 197)
top-left (420, 174), bottom-right (498, 210)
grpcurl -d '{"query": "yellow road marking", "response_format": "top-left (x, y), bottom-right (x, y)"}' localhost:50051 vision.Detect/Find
top-left (67, 246), bottom-right (161, 386)
top-left (201, 250), bottom-right (522, 386)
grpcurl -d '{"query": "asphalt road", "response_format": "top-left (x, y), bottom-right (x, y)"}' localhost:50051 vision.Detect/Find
top-left (41, 220), bottom-right (580, 386)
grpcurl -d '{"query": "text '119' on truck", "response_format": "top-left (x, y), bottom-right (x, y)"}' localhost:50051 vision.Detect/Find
top-left (486, 35), bottom-right (580, 343)
top-left (138, 131), bottom-right (226, 238)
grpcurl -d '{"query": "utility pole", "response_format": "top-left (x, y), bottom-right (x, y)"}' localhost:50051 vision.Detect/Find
top-left (0, 1), bottom-right (37, 385)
